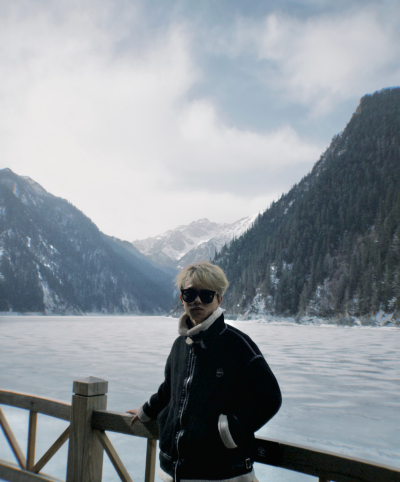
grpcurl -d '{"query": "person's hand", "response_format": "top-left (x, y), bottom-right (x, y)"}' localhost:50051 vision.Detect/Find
top-left (126, 409), bottom-right (139, 426)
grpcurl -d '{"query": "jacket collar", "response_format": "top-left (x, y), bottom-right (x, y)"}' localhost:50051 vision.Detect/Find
top-left (178, 307), bottom-right (224, 346)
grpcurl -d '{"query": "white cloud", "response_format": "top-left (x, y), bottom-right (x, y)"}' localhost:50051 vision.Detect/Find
top-left (230, 7), bottom-right (400, 116)
top-left (0, 1), bottom-right (322, 240)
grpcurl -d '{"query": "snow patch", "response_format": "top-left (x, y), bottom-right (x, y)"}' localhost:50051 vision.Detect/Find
top-left (270, 265), bottom-right (279, 285)
top-left (12, 183), bottom-right (20, 198)
top-left (121, 295), bottom-right (139, 313)
top-left (40, 281), bottom-right (56, 312)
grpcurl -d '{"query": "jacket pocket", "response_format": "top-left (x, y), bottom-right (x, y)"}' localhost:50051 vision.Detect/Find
top-left (218, 414), bottom-right (238, 449)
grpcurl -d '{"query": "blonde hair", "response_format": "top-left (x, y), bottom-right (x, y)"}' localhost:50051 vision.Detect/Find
top-left (176, 261), bottom-right (229, 296)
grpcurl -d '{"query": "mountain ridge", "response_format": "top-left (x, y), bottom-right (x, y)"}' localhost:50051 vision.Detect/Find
top-left (0, 168), bottom-right (174, 314)
top-left (132, 215), bottom-right (257, 270)
top-left (214, 88), bottom-right (400, 326)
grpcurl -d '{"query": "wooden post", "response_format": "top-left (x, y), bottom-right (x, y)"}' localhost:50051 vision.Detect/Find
top-left (144, 439), bottom-right (157, 482)
top-left (27, 411), bottom-right (38, 470)
top-left (66, 376), bottom-right (108, 482)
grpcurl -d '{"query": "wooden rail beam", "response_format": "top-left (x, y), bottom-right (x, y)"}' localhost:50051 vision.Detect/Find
top-left (27, 411), bottom-right (38, 471)
top-left (0, 391), bottom-right (70, 421)
top-left (32, 426), bottom-right (70, 474)
top-left (253, 436), bottom-right (400, 482)
top-left (95, 430), bottom-right (133, 482)
top-left (92, 410), bottom-right (159, 439)
top-left (0, 407), bottom-right (26, 469)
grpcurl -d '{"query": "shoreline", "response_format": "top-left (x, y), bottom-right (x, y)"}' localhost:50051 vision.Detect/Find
top-left (1, 311), bottom-right (399, 327)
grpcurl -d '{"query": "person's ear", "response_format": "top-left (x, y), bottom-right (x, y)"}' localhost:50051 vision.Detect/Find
top-left (180, 293), bottom-right (184, 305)
top-left (217, 295), bottom-right (223, 307)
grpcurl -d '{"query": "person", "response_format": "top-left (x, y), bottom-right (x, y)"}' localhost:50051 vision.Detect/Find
top-left (127, 261), bottom-right (281, 482)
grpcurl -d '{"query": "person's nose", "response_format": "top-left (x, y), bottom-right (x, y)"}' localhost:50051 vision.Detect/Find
top-left (193, 293), bottom-right (202, 304)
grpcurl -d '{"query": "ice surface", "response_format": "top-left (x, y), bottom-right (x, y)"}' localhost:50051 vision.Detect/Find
top-left (0, 316), bottom-right (399, 482)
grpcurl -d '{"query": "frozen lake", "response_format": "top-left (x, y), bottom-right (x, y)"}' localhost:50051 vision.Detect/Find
top-left (0, 315), bottom-right (399, 482)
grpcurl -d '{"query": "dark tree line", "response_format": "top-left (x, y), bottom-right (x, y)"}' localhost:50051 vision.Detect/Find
top-left (216, 88), bottom-right (400, 319)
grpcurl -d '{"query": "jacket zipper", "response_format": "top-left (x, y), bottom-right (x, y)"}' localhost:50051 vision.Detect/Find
top-left (175, 348), bottom-right (196, 482)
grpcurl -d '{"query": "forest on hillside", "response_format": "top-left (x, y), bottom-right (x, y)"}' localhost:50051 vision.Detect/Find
top-left (216, 88), bottom-right (400, 323)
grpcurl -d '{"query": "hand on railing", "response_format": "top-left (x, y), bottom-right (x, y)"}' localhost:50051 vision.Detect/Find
top-left (126, 409), bottom-right (139, 426)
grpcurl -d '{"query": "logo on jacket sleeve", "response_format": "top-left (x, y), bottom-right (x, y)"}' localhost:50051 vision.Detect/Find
top-left (257, 446), bottom-right (266, 458)
top-left (216, 368), bottom-right (224, 377)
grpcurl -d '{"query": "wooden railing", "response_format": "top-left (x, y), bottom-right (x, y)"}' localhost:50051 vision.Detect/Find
top-left (1, 376), bottom-right (400, 482)
top-left (0, 389), bottom-right (71, 481)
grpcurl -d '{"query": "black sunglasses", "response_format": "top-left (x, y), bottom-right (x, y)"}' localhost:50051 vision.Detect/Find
top-left (181, 288), bottom-right (218, 304)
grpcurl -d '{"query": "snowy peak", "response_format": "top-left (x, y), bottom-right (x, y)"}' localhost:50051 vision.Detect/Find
top-left (176, 214), bottom-right (258, 269)
top-left (132, 214), bottom-right (257, 269)
top-left (212, 214), bottom-right (258, 250)
top-left (132, 218), bottom-right (224, 262)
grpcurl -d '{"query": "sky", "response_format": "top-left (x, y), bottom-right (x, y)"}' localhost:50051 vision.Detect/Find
top-left (1, 0), bottom-right (400, 241)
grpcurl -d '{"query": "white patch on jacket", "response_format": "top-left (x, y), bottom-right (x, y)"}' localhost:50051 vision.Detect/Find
top-left (218, 414), bottom-right (238, 449)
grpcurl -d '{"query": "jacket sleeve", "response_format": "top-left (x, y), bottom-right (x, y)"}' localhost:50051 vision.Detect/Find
top-left (226, 355), bottom-right (281, 444)
top-left (138, 352), bottom-right (172, 422)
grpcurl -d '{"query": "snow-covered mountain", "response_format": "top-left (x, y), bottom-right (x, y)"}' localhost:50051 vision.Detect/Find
top-left (132, 215), bottom-right (258, 269)
top-left (0, 168), bottom-right (174, 314)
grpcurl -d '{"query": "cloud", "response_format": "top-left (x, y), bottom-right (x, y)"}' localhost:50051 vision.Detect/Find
top-left (165, 99), bottom-right (320, 193)
top-left (224, 6), bottom-right (400, 116)
top-left (0, 0), bottom-right (323, 240)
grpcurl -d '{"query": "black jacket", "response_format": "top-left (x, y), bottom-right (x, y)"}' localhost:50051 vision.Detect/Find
top-left (140, 311), bottom-right (282, 482)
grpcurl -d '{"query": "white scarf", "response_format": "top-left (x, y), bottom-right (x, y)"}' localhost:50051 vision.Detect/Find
top-left (178, 307), bottom-right (223, 345)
